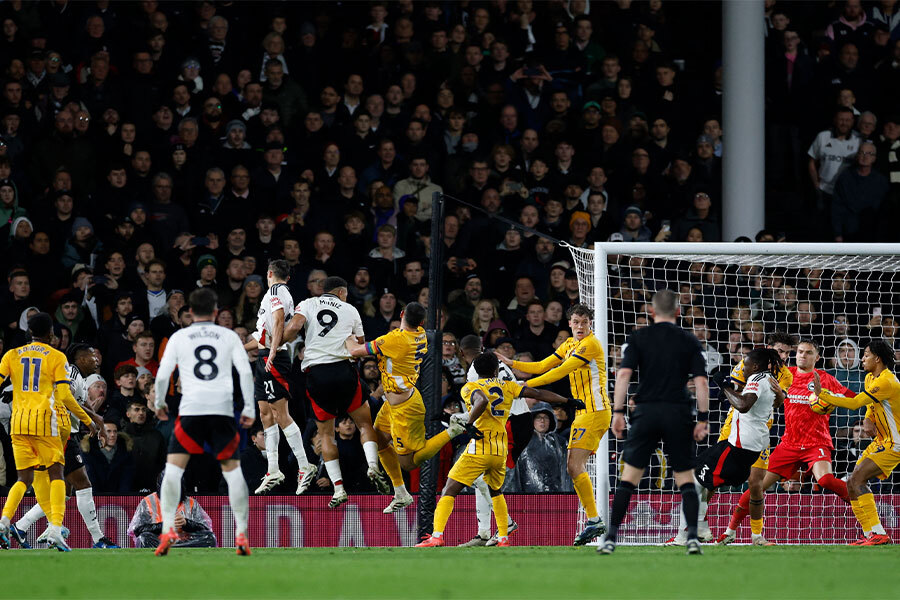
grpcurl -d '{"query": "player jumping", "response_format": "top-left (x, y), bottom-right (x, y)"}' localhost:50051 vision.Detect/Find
top-left (812, 339), bottom-right (899, 545)
top-left (345, 301), bottom-right (467, 513)
top-left (416, 352), bottom-right (582, 547)
top-left (250, 260), bottom-right (317, 495)
top-left (718, 338), bottom-right (855, 544)
top-left (154, 289), bottom-right (256, 556)
top-left (498, 304), bottom-right (611, 546)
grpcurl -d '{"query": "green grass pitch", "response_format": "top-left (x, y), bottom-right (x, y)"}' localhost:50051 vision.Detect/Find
top-left (4, 545), bottom-right (898, 599)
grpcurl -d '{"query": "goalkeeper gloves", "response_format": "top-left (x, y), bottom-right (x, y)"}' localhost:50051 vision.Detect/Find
top-left (464, 424), bottom-right (484, 440)
top-left (565, 397), bottom-right (586, 410)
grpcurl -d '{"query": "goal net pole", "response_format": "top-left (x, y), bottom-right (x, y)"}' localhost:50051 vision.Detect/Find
top-left (569, 241), bottom-right (900, 544)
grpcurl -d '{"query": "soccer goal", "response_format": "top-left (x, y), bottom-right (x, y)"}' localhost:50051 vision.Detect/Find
top-left (567, 242), bottom-right (900, 544)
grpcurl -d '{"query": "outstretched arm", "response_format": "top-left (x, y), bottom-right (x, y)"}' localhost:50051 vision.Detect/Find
top-left (813, 372), bottom-right (872, 409)
top-left (521, 386), bottom-right (584, 410)
top-left (524, 354), bottom-right (585, 388)
top-left (283, 312), bottom-right (307, 343)
top-left (505, 352), bottom-right (564, 375)
top-left (347, 336), bottom-right (378, 358)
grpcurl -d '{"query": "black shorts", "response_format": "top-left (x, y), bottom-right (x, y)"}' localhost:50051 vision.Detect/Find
top-left (169, 415), bottom-right (240, 461)
top-left (621, 403), bottom-right (695, 473)
top-left (63, 434), bottom-right (85, 476)
top-left (694, 440), bottom-right (761, 491)
top-left (254, 349), bottom-right (292, 403)
top-left (508, 413), bottom-right (535, 465)
top-left (305, 361), bottom-right (367, 422)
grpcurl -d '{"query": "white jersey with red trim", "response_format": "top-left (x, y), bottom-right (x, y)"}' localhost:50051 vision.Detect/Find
top-left (255, 282), bottom-right (294, 350)
top-left (727, 372), bottom-right (776, 453)
top-left (295, 294), bottom-right (364, 369)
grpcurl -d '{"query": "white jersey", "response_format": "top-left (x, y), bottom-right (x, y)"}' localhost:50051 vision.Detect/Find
top-left (807, 130), bottom-right (859, 194)
top-left (295, 294), bottom-right (364, 369)
top-left (66, 363), bottom-right (88, 426)
top-left (255, 283), bottom-right (294, 350)
top-left (467, 359), bottom-right (528, 415)
top-left (728, 372), bottom-right (776, 453)
top-left (154, 321), bottom-right (254, 418)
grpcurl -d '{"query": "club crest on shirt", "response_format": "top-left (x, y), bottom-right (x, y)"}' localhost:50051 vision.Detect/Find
top-left (807, 381), bottom-right (816, 392)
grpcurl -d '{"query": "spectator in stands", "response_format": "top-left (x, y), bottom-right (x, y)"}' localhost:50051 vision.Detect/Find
top-left (122, 399), bottom-right (166, 494)
top-left (506, 402), bottom-right (568, 493)
top-left (831, 141), bottom-right (890, 241)
top-left (83, 421), bottom-right (135, 494)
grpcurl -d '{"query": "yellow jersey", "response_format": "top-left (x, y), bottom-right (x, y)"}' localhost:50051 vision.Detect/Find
top-left (0, 342), bottom-right (70, 436)
top-left (718, 360), bottom-right (792, 441)
top-left (512, 332), bottom-right (608, 413)
top-left (861, 370), bottom-right (900, 452)
top-left (370, 327), bottom-right (427, 394)
top-left (460, 378), bottom-right (523, 456)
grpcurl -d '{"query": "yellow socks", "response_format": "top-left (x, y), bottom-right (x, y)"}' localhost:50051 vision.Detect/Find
top-left (432, 496), bottom-right (454, 536)
top-left (413, 431), bottom-right (451, 466)
top-left (750, 518), bottom-right (764, 535)
top-left (32, 470), bottom-right (52, 517)
top-left (573, 472), bottom-right (598, 520)
top-left (2, 481), bottom-right (27, 520)
top-left (378, 447), bottom-right (404, 487)
top-left (49, 478), bottom-right (67, 527)
top-left (850, 499), bottom-right (870, 534)
top-left (857, 493), bottom-right (883, 534)
top-left (492, 495), bottom-right (509, 537)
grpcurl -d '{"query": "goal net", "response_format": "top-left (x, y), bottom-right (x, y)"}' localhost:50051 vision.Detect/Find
top-left (567, 242), bottom-right (900, 544)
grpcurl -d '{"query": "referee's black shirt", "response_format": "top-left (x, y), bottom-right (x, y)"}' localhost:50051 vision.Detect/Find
top-left (620, 321), bottom-right (706, 405)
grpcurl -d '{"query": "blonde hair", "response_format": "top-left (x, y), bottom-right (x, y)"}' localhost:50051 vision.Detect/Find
top-left (471, 299), bottom-right (499, 335)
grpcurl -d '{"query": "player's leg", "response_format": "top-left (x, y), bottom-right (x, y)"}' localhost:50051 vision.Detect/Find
top-left (847, 455), bottom-right (894, 544)
top-left (270, 397), bottom-right (316, 493)
top-left (569, 412), bottom-right (610, 545)
top-left (348, 398), bottom-right (391, 493)
top-left (374, 405), bottom-right (411, 511)
top-left (810, 456), bottom-right (850, 503)
top-left (67, 464), bottom-right (116, 547)
top-left (156, 452), bottom-right (190, 556)
top-left (461, 475), bottom-right (493, 546)
top-left (258, 400), bottom-right (281, 474)
top-left (220, 458), bottom-right (251, 555)
top-left (12, 469), bottom-right (51, 547)
top-left (488, 486), bottom-right (511, 547)
top-left (599, 462), bottom-right (643, 554)
top-left (416, 478), bottom-right (465, 547)
top-left (316, 418), bottom-right (348, 508)
top-left (44, 461), bottom-right (73, 551)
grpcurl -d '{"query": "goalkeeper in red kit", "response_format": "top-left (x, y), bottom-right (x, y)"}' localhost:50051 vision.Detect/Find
top-left (718, 338), bottom-right (855, 544)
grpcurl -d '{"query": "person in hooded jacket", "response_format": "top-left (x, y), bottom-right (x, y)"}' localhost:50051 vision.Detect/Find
top-left (506, 402), bottom-right (569, 492)
top-left (826, 337), bottom-right (866, 431)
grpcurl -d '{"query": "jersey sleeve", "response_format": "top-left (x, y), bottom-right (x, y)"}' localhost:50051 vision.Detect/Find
top-left (620, 335), bottom-right (638, 370)
top-left (777, 365), bottom-right (793, 389)
top-left (573, 336), bottom-right (604, 364)
top-left (688, 335), bottom-right (707, 376)
top-left (807, 133), bottom-right (822, 159)
top-left (866, 372), bottom-right (900, 404)
top-left (0, 350), bottom-right (11, 381)
top-left (502, 380), bottom-right (524, 400)
top-left (51, 353), bottom-right (70, 384)
top-left (371, 330), bottom-right (398, 356)
top-left (269, 291), bottom-right (286, 313)
top-left (351, 307), bottom-right (365, 338)
top-left (294, 298), bottom-right (311, 319)
top-left (742, 373), bottom-right (764, 398)
top-left (460, 382), bottom-right (476, 409)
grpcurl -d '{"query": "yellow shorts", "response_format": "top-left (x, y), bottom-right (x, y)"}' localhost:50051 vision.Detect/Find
top-left (718, 409), bottom-right (734, 442)
top-left (752, 447), bottom-right (770, 470)
top-left (568, 410), bottom-right (611, 451)
top-left (448, 452), bottom-right (507, 490)
top-left (374, 390), bottom-right (426, 456)
top-left (11, 434), bottom-right (64, 470)
top-left (859, 441), bottom-right (900, 480)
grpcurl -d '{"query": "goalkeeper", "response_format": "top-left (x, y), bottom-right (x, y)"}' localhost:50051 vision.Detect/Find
top-left (812, 339), bottom-right (899, 546)
top-left (497, 303), bottom-right (611, 546)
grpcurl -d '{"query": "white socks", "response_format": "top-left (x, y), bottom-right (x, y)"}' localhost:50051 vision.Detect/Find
top-left (76, 488), bottom-right (104, 543)
top-left (160, 463), bottom-right (185, 534)
top-left (362, 441), bottom-right (379, 470)
top-left (325, 459), bottom-right (344, 494)
top-left (282, 422), bottom-right (310, 468)
top-left (16, 502), bottom-right (45, 531)
top-left (395, 484), bottom-right (409, 497)
top-left (222, 467), bottom-right (249, 536)
top-left (474, 476), bottom-right (492, 538)
top-left (264, 425), bottom-right (280, 473)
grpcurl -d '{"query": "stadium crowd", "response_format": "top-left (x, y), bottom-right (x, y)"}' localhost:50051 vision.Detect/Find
top-left (0, 0), bottom-right (899, 498)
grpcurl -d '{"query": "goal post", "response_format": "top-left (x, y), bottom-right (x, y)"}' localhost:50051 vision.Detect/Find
top-left (568, 242), bottom-right (900, 544)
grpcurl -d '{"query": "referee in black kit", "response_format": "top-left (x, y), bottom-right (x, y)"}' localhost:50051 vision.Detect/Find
top-left (598, 289), bottom-right (709, 555)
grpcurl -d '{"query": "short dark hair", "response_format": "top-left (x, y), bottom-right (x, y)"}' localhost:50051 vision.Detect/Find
top-left (267, 259), bottom-right (290, 281)
top-left (67, 343), bottom-right (95, 363)
top-left (566, 303), bottom-right (592, 320)
top-left (189, 287), bottom-right (218, 316)
top-left (797, 337), bottom-right (820, 352)
top-left (28, 312), bottom-right (53, 339)
top-left (473, 351), bottom-right (499, 379)
top-left (114, 364), bottom-right (139, 380)
top-left (324, 276), bottom-right (348, 292)
top-left (767, 331), bottom-right (796, 348)
top-left (403, 302), bottom-right (426, 328)
top-left (459, 334), bottom-right (482, 354)
top-left (867, 339), bottom-right (895, 371)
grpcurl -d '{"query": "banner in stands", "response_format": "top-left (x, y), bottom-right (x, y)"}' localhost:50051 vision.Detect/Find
top-left (10, 493), bottom-right (899, 548)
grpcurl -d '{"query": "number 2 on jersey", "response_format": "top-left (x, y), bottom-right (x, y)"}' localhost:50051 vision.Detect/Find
top-left (488, 386), bottom-right (504, 416)
top-left (317, 309), bottom-right (338, 337)
top-left (19, 357), bottom-right (42, 392)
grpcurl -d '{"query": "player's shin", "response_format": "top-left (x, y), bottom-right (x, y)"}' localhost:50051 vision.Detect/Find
top-left (850, 499), bottom-right (871, 535)
top-left (324, 460), bottom-right (345, 494)
top-left (492, 495), bottom-right (509, 538)
top-left (281, 422), bottom-right (310, 468)
top-left (817, 473), bottom-right (850, 504)
top-left (223, 467), bottom-right (250, 536)
top-left (31, 469), bottom-right (51, 517)
top-left (264, 425), bottom-right (280, 473)
top-left (857, 493), bottom-right (887, 536)
top-left (433, 496), bottom-right (454, 537)
top-left (727, 489), bottom-right (751, 533)
top-left (572, 472), bottom-right (598, 520)
top-left (160, 463), bottom-right (186, 534)
top-left (362, 440), bottom-right (379, 471)
top-left (378, 447), bottom-right (405, 489)
top-left (2, 481), bottom-right (28, 520)
top-left (75, 488), bottom-right (104, 543)
top-left (16, 502), bottom-right (45, 532)
top-left (412, 431), bottom-right (451, 466)
top-left (474, 477), bottom-right (493, 538)
top-left (49, 478), bottom-right (66, 527)
top-left (607, 481), bottom-right (636, 543)
top-left (679, 483), bottom-right (699, 540)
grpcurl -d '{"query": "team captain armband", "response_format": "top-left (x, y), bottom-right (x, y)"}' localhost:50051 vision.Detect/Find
top-left (365, 341), bottom-right (379, 355)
